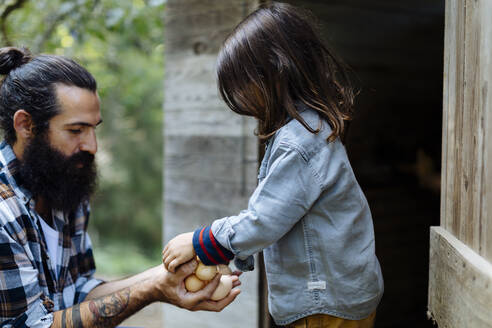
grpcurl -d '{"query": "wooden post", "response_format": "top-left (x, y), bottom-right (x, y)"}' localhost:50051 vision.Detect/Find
top-left (163, 1), bottom-right (259, 327)
top-left (428, 0), bottom-right (492, 326)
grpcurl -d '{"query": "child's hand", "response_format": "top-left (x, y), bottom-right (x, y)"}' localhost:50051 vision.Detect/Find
top-left (163, 232), bottom-right (195, 273)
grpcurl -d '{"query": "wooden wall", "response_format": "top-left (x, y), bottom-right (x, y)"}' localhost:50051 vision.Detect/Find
top-left (428, 0), bottom-right (492, 326)
top-left (162, 1), bottom-right (259, 327)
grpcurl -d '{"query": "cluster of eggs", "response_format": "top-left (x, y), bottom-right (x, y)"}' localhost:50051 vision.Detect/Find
top-left (185, 260), bottom-right (233, 301)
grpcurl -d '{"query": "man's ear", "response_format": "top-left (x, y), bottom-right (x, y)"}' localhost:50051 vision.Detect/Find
top-left (13, 110), bottom-right (33, 140)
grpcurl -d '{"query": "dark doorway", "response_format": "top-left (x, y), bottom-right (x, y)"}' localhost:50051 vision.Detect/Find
top-left (279, 1), bottom-right (445, 327)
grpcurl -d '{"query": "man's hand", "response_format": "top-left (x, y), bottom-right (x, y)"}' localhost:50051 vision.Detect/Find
top-left (162, 232), bottom-right (195, 272)
top-left (154, 259), bottom-right (241, 312)
top-left (51, 260), bottom-right (241, 327)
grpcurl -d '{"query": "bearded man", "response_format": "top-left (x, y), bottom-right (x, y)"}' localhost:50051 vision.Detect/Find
top-left (0, 47), bottom-right (240, 328)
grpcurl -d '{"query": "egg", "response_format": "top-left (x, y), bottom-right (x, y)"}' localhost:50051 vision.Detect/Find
top-left (185, 274), bottom-right (205, 292)
top-left (217, 264), bottom-right (232, 275)
top-left (195, 262), bottom-right (218, 281)
top-left (210, 275), bottom-right (233, 301)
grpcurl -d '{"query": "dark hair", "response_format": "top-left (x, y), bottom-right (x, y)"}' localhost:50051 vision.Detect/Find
top-left (0, 47), bottom-right (97, 144)
top-left (217, 2), bottom-right (355, 142)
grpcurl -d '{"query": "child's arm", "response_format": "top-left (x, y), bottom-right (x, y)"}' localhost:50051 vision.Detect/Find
top-left (165, 144), bottom-right (325, 270)
top-left (162, 232), bottom-right (194, 273)
top-left (163, 226), bottom-right (235, 271)
top-left (202, 144), bottom-right (324, 262)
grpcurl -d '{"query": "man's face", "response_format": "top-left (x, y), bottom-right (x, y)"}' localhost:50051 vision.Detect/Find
top-left (18, 84), bottom-right (102, 213)
top-left (48, 84), bottom-right (102, 158)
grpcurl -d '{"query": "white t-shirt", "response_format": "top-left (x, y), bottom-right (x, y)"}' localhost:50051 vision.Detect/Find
top-left (39, 217), bottom-right (60, 278)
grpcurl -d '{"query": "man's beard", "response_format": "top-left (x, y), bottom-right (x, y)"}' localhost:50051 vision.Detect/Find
top-left (18, 134), bottom-right (98, 213)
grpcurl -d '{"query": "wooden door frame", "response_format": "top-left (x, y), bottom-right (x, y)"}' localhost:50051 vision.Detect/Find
top-left (427, 0), bottom-right (492, 326)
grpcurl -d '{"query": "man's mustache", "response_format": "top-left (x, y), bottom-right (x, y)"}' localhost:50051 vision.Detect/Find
top-left (67, 151), bottom-right (95, 167)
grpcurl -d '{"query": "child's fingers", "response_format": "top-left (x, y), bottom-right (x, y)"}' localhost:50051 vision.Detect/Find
top-left (162, 247), bottom-right (171, 262)
top-left (162, 250), bottom-right (173, 265)
top-left (230, 275), bottom-right (241, 288)
top-left (164, 254), bottom-right (177, 272)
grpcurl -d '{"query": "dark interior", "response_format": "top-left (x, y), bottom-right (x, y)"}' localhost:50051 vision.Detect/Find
top-left (281, 1), bottom-right (445, 326)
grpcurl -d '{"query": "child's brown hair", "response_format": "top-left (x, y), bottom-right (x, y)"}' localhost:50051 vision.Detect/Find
top-left (217, 2), bottom-right (355, 142)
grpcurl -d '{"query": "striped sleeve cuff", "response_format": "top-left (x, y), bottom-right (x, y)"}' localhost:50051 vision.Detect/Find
top-left (192, 226), bottom-right (234, 265)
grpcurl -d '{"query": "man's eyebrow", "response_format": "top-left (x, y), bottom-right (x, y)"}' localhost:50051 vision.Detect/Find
top-left (64, 120), bottom-right (103, 127)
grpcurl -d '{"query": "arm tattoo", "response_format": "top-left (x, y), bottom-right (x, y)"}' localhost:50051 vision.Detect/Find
top-left (87, 288), bottom-right (131, 327)
top-left (71, 304), bottom-right (83, 328)
top-left (61, 309), bottom-right (66, 328)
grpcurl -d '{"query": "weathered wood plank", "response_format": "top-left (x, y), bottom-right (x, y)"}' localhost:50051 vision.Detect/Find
top-left (460, 0), bottom-right (481, 249)
top-left (165, 0), bottom-right (257, 55)
top-left (428, 227), bottom-right (492, 327)
top-left (440, 0), bottom-right (454, 231)
top-left (442, 0), bottom-right (465, 237)
top-left (479, 0), bottom-right (492, 261)
top-left (164, 135), bottom-right (257, 185)
top-left (163, 201), bottom-right (238, 242)
top-left (441, 0), bottom-right (492, 256)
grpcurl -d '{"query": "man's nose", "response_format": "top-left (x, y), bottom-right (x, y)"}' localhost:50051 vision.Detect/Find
top-left (80, 129), bottom-right (97, 155)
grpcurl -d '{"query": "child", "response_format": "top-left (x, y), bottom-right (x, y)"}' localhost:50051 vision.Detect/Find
top-left (163, 2), bottom-right (383, 327)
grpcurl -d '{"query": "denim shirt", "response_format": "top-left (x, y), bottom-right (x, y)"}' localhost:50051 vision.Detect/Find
top-left (210, 109), bottom-right (384, 325)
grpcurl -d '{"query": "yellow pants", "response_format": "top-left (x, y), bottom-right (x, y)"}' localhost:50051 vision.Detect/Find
top-left (285, 312), bottom-right (376, 328)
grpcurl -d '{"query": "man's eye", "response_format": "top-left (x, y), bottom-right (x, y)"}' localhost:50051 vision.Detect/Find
top-left (69, 129), bottom-right (82, 134)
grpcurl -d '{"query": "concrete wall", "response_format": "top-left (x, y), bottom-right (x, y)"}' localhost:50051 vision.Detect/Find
top-left (162, 1), bottom-right (259, 327)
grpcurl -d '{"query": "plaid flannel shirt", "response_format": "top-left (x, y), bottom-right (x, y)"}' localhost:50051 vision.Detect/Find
top-left (0, 141), bottom-right (103, 327)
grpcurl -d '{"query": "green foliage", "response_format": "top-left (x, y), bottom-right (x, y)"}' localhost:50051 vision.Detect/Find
top-left (3, 0), bottom-right (165, 275)
top-left (93, 241), bottom-right (160, 277)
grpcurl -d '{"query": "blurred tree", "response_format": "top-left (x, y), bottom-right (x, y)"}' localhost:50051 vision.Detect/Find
top-left (0, 0), bottom-right (165, 275)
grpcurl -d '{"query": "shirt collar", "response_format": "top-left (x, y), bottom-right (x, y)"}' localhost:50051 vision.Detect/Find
top-left (0, 140), bottom-right (33, 205)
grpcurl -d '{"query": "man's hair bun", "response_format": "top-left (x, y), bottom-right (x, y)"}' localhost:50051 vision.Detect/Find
top-left (0, 47), bottom-right (32, 75)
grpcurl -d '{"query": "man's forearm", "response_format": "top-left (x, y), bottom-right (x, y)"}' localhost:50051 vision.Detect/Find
top-left (85, 265), bottom-right (161, 300)
top-left (52, 278), bottom-right (157, 328)
top-left (49, 259), bottom-right (240, 327)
